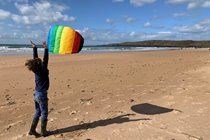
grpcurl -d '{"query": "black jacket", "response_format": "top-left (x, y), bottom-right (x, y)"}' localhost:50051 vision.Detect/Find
top-left (33, 47), bottom-right (49, 92)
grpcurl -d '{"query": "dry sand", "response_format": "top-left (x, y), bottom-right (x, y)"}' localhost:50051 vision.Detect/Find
top-left (0, 49), bottom-right (210, 140)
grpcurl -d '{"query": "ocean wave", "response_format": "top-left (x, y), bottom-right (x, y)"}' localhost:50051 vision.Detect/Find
top-left (0, 45), bottom-right (178, 56)
top-left (0, 45), bottom-right (44, 55)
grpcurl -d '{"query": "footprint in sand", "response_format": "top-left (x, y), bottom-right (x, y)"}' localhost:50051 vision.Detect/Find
top-left (48, 108), bottom-right (55, 114)
top-left (80, 98), bottom-right (93, 105)
top-left (69, 110), bottom-right (78, 115)
top-left (4, 89), bottom-right (10, 94)
top-left (5, 94), bottom-right (11, 101)
top-left (56, 106), bottom-right (72, 114)
top-left (5, 120), bottom-right (23, 131)
top-left (130, 99), bottom-right (135, 102)
top-left (7, 101), bottom-right (16, 105)
top-left (4, 94), bottom-right (16, 106)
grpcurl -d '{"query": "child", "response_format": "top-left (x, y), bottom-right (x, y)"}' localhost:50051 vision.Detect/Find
top-left (25, 41), bottom-right (49, 137)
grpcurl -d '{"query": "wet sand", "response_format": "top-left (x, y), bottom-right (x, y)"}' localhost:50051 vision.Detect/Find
top-left (0, 49), bottom-right (210, 140)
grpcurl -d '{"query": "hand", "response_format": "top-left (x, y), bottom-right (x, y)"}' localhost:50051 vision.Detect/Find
top-left (42, 41), bottom-right (48, 49)
top-left (30, 40), bottom-right (36, 48)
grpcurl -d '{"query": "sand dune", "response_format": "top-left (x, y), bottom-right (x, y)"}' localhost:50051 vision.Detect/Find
top-left (0, 49), bottom-right (210, 140)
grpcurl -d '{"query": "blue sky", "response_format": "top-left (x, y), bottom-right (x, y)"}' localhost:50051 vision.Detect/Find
top-left (0, 0), bottom-right (210, 45)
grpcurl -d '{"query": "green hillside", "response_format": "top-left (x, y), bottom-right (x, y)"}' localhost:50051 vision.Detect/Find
top-left (110, 40), bottom-right (210, 48)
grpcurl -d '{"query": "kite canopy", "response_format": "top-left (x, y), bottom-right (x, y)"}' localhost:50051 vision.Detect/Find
top-left (47, 25), bottom-right (84, 54)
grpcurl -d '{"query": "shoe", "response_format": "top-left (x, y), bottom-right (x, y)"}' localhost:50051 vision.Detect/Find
top-left (41, 119), bottom-right (49, 137)
top-left (29, 118), bottom-right (40, 137)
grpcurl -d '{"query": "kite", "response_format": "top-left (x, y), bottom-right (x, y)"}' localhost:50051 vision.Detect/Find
top-left (47, 25), bottom-right (84, 54)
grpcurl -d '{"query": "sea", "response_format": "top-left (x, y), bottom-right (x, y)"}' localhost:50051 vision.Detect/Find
top-left (0, 44), bottom-right (178, 56)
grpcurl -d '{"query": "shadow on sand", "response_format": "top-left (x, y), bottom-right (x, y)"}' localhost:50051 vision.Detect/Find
top-left (131, 103), bottom-right (173, 115)
top-left (49, 114), bottom-right (150, 136)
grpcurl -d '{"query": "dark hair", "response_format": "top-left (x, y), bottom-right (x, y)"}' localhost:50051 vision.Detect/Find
top-left (25, 58), bottom-right (42, 72)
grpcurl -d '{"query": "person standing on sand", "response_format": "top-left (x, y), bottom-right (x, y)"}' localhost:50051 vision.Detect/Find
top-left (25, 41), bottom-right (50, 137)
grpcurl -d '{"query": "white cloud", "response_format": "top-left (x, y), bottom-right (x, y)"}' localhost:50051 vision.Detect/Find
top-left (79, 28), bottom-right (125, 45)
top-left (173, 12), bottom-right (187, 17)
top-left (0, 33), bottom-right (18, 40)
top-left (50, 25), bottom-right (210, 45)
top-left (11, 1), bottom-right (75, 25)
top-left (167, 0), bottom-right (210, 9)
top-left (158, 31), bottom-right (172, 34)
top-left (130, 0), bottom-right (156, 7)
top-left (112, 0), bottom-right (124, 2)
top-left (0, 0), bottom-right (28, 4)
top-left (63, 16), bottom-right (76, 21)
top-left (106, 18), bottom-right (114, 24)
top-left (129, 31), bottom-right (136, 36)
top-left (167, 0), bottom-right (190, 4)
top-left (144, 22), bottom-right (152, 28)
top-left (0, 9), bottom-right (11, 20)
top-left (0, 28), bottom-right (49, 44)
top-left (124, 16), bottom-right (135, 23)
top-left (202, 1), bottom-right (210, 8)
top-left (174, 18), bottom-right (210, 33)
top-left (79, 27), bottom-right (173, 45)
top-left (200, 18), bottom-right (210, 25)
top-left (187, 2), bottom-right (197, 9)
top-left (15, 3), bottom-right (34, 15)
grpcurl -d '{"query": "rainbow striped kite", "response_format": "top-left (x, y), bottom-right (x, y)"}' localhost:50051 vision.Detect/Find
top-left (47, 25), bottom-right (84, 54)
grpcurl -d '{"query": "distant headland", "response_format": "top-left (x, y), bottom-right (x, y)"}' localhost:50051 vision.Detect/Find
top-left (109, 40), bottom-right (210, 48)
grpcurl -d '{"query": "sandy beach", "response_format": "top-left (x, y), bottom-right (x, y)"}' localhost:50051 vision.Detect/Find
top-left (0, 49), bottom-right (210, 140)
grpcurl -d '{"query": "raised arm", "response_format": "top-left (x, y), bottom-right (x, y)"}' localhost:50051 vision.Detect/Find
top-left (42, 41), bottom-right (48, 68)
top-left (31, 40), bottom-right (38, 59)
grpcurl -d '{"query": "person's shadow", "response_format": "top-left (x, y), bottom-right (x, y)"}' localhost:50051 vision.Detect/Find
top-left (131, 103), bottom-right (174, 115)
top-left (49, 114), bottom-right (150, 136)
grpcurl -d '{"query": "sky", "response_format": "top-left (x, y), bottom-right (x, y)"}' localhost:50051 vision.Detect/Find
top-left (0, 0), bottom-right (210, 45)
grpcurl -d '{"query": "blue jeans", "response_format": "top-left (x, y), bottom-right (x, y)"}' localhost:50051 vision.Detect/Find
top-left (34, 91), bottom-right (48, 121)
